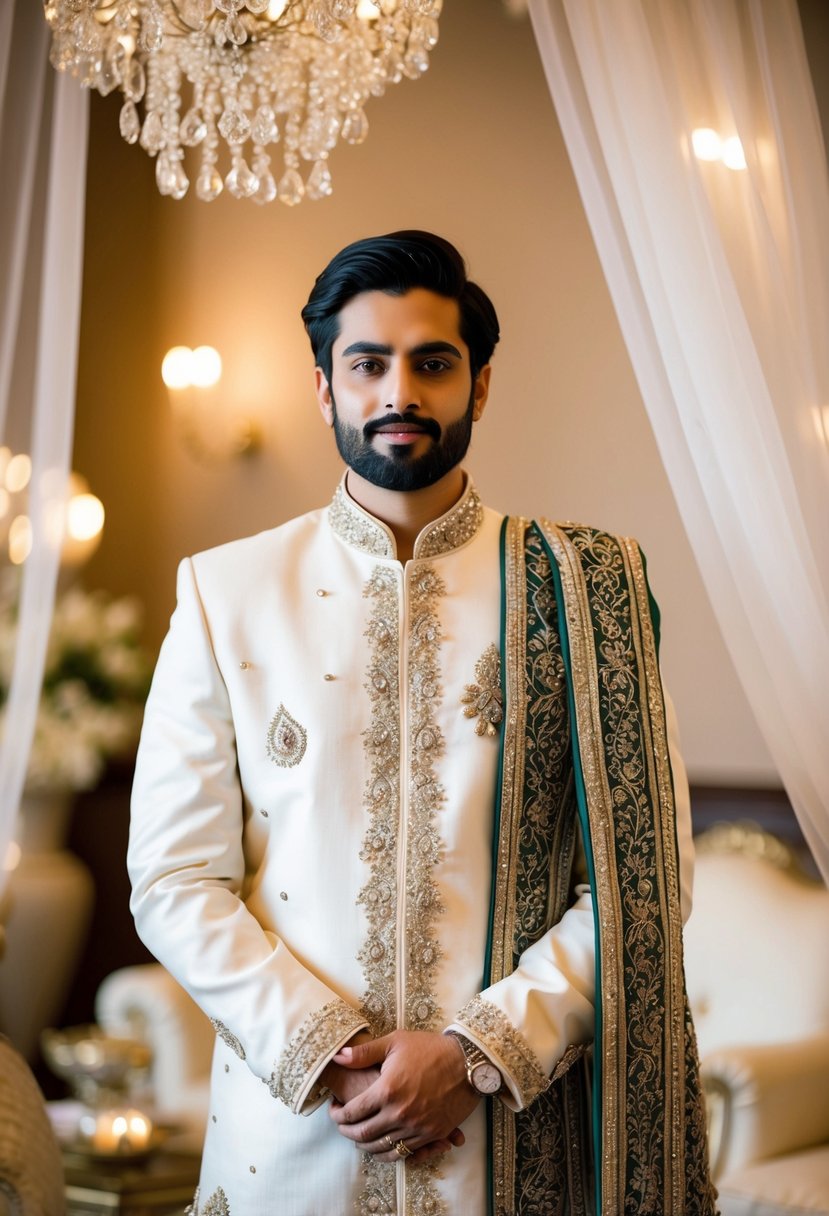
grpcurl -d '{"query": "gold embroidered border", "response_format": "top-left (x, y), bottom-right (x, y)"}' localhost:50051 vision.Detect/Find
top-left (622, 537), bottom-right (687, 1208)
top-left (189, 1187), bottom-right (230, 1216)
top-left (210, 1019), bottom-right (246, 1061)
top-left (328, 483), bottom-right (395, 557)
top-left (455, 995), bottom-right (549, 1106)
top-left (357, 566), bottom-right (401, 1035)
top-left (266, 998), bottom-right (365, 1110)
top-left (537, 520), bottom-right (627, 1216)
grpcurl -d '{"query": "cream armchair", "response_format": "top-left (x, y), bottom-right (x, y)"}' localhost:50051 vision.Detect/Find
top-left (683, 823), bottom-right (829, 1216)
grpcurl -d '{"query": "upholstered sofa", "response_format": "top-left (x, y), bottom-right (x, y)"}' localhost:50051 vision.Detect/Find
top-left (683, 823), bottom-right (829, 1215)
top-left (96, 823), bottom-right (829, 1212)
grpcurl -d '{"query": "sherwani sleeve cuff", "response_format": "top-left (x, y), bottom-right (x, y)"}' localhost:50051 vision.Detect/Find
top-left (266, 998), bottom-right (368, 1116)
top-left (446, 997), bottom-right (550, 1111)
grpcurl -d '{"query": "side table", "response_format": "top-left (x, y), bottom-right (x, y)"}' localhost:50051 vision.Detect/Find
top-left (63, 1149), bottom-right (200, 1216)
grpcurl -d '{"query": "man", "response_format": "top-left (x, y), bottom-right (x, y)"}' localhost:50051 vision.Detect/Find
top-left (129, 232), bottom-right (716, 1216)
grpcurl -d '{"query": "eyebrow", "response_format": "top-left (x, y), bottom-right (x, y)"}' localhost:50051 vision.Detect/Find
top-left (340, 340), bottom-right (463, 360)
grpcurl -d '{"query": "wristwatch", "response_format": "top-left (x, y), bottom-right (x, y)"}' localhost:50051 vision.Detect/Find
top-left (447, 1032), bottom-right (503, 1096)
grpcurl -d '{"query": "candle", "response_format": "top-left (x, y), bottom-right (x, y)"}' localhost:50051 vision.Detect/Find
top-left (78, 1108), bottom-right (153, 1155)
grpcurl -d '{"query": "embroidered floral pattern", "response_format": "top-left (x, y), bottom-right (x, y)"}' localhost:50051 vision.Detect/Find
top-left (328, 483), bottom-right (395, 557)
top-left (210, 1019), bottom-right (246, 1060)
top-left (461, 643), bottom-right (503, 737)
top-left (414, 485), bottom-right (483, 558)
top-left (267, 998), bottom-right (365, 1110)
top-left (357, 563), bottom-right (448, 1215)
top-left (455, 995), bottom-right (549, 1106)
top-left (189, 1187), bottom-right (230, 1216)
top-left (357, 566), bottom-right (401, 1035)
top-left (266, 704), bottom-right (307, 768)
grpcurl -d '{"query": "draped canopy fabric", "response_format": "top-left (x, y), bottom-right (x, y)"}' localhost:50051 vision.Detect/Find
top-left (0, 1), bottom-right (88, 896)
top-left (529, 0), bottom-right (829, 882)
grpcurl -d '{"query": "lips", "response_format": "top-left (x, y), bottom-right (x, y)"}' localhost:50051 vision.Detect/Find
top-left (372, 422), bottom-right (429, 435)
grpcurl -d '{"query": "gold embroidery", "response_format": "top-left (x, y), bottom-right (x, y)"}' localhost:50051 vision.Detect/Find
top-left (403, 565), bottom-right (447, 1031)
top-left (185, 1190), bottom-right (199, 1216)
top-left (210, 1019), bottom-right (245, 1061)
top-left (266, 704), bottom-right (307, 768)
top-left (454, 995), bottom-right (549, 1105)
top-left (461, 643), bottom-right (503, 736)
top-left (198, 1188), bottom-right (230, 1216)
top-left (357, 566), bottom-right (401, 1035)
top-left (328, 483), bottom-right (395, 557)
top-left (267, 998), bottom-right (365, 1109)
top-left (357, 564), bottom-right (448, 1216)
top-left (414, 484), bottom-right (484, 558)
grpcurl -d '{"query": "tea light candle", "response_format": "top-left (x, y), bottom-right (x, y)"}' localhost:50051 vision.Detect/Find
top-left (78, 1109), bottom-right (153, 1155)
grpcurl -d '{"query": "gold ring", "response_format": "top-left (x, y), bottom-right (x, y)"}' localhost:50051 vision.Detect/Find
top-left (382, 1135), bottom-right (395, 1151)
top-left (394, 1140), bottom-right (413, 1159)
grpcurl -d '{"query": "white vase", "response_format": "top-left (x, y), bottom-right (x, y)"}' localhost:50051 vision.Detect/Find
top-left (0, 790), bottom-right (94, 1061)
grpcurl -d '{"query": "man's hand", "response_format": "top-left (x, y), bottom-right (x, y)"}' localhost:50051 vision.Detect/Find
top-left (320, 1030), bottom-right (379, 1106)
top-left (328, 1029), bottom-right (479, 1165)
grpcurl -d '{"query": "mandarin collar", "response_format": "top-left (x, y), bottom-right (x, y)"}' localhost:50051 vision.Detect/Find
top-left (327, 473), bottom-right (484, 561)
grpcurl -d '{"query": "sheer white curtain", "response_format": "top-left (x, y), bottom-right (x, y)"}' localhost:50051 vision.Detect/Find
top-left (0, 1), bottom-right (88, 897)
top-left (529, 0), bottom-right (829, 882)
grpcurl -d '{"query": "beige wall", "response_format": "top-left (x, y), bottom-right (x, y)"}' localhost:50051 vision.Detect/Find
top-left (73, 0), bottom-right (799, 785)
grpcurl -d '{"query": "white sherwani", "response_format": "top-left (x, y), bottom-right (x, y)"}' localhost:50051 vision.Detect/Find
top-left (129, 476), bottom-right (692, 1216)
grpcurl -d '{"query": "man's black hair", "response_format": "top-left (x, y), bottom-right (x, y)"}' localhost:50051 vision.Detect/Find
top-left (301, 230), bottom-right (500, 384)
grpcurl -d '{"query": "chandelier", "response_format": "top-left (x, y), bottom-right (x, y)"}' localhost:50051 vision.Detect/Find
top-left (44, 0), bottom-right (442, 204)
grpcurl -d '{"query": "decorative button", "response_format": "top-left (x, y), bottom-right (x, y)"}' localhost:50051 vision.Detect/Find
top-left (249, 1166), bottom-right (256, 1174)
top-left (323, 673), bottom-right (335, 681)
top-left (315, 588), bottom-right (328, 597)
top-left (280, 891), bottom-right (288, 901)
top-left (260, 808), bottom-right (269, 818)
top-left (212, 1114), bottom-right (217, 1123)
top-left (239, 661), bottom-right (251, 670)
top-left (224, 1064), bottom-right (229, 1073)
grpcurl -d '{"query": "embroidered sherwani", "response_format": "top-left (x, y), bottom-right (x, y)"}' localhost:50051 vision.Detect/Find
top-left (129, 477), bottom-right (708, 1216)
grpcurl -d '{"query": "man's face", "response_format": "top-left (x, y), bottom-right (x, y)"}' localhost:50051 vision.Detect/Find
top-left (315, 288), bottom-right (490, 493)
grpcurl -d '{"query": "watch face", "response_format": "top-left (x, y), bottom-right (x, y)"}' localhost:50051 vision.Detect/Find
top-left (471, 1062), bottom-right (502, 1095)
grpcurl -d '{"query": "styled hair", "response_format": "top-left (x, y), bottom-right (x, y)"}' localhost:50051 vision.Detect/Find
top-left (301, 230), bottom-right (500, 384)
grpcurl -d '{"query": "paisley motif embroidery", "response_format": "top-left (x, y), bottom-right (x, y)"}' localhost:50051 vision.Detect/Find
top-left (266, 704), bottom-right (307, 768)
top-left (460, 643), bottom-right (503, 736)
top-left (210, 1019), bottom-right (246, 1061)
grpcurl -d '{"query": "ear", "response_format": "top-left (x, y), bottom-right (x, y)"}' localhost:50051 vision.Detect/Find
top-left (471, 365), bottom-right (491, 422)
top-left (315, 367), bottom-right (334, 427)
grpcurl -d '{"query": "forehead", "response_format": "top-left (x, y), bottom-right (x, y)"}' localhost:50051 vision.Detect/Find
top-left (333, 288), bottom-right (466, 354)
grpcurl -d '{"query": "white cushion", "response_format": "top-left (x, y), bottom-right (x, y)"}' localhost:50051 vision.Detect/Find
top-left (717, 1144), bottom-right (829, 1215)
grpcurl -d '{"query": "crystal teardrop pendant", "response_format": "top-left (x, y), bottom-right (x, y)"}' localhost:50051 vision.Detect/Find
top-left (123, 57), bottom-right (146, 103)
top-left (341, 108), bottom-right (368, 145)
top-left (218, 104), bottom-right (251, 146)
top-left (252, 169), bottom-right (277, 204)
top-left (305, 158), bottom-right (333, 201)
top-left (180, 107), bottom-right (207, 146)
top-left (225, 159), bottom-right (259, 198)
top-left (277, 167), bottom-right (304, 206)
top-left (196, 163), bottom-right (224, 201)
top-left (140, 110), bottom-right (166, 154)
top-left (119, 99), bottom-right (141, 145)
top-left (251, 104), bottom-right (278, 146)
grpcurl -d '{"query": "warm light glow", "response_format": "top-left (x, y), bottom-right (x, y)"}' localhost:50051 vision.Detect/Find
top-left (0, 488), bottom-right (9, 519)
top-left (691, 128), bottom-right (722, 162)
top-left (67, 492), bottom-right (105, 542)
top-left (0, 447), bottom-right (11, 482)
top-left (112, 1116), bottom-right (129, 1136)
top-left (5, 453), bottom-right (32, 493)
top-left (813, 404), bottom-right (829, 446)
top-left (721, 135), bottom-right (747, 171)
top-left (357, 0), bottom-right (381, 17)
top-left (161, 346), bottom-right (195, 390)
top-left (9, 515), bottom-right (32, 564)
top-left (129, 1114), bottom-right (150, 1136)
top-left (266, 0), bottom-right (287, 18)
top-left (190, 345), bottom-right (222, 388)
top-left (3, 841), bottom-right (21, 872)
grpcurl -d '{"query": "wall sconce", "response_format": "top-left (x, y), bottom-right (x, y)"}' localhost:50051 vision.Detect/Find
top-left (692, 128), bottom-right (747, 171)
top-left (0, 448), bottom-right (104, 568)
top-left (161, 345), bottom-right (262, 461)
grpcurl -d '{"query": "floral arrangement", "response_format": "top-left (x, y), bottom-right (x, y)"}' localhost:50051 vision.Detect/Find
top-left (0, 574), bottom-right (153, 793)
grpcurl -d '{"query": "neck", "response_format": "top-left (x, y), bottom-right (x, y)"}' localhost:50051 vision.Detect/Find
top-left (344, 466), bottom-right (466, 562)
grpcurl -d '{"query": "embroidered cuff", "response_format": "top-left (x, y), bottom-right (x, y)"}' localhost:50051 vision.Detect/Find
top-left (266, 998), bottom-right (368, 1115)
top-left (451, 995), bottom-right (550, 1109)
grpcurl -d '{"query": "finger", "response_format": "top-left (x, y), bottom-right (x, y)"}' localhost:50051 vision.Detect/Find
top-left (331, 1085), bottom-right (383, 1128)
top-left (334, 1035), bottom-right (391, 1069)
top-left (447, 1127), bottom-right (465, 1147)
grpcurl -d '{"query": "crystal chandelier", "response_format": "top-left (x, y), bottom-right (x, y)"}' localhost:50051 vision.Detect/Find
top-left (44, 0), bottom-right (442, 204)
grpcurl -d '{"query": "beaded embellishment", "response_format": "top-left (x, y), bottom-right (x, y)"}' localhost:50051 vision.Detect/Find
top-left (266, 704), bottom-right (307, 768)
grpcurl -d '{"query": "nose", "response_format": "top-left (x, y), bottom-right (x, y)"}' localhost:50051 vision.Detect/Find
top-left (384, 360), bottom-right (420, 411)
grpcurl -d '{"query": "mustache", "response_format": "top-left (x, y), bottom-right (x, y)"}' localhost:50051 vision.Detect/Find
top-left (364, 413), bottom-right (442, 442)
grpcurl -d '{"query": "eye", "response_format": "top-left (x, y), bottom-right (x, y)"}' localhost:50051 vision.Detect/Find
top-left (419, 358), bottom-right (452, 373)
top-left (352, 359), bottom-right (385, 375)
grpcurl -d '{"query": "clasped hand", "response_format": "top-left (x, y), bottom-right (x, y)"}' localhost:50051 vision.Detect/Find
top-left (324, 1029), bottom-right (480, 1167)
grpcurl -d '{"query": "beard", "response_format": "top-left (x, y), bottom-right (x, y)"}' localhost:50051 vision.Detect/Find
top-left (331, 391), bottom-right (476, 493)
